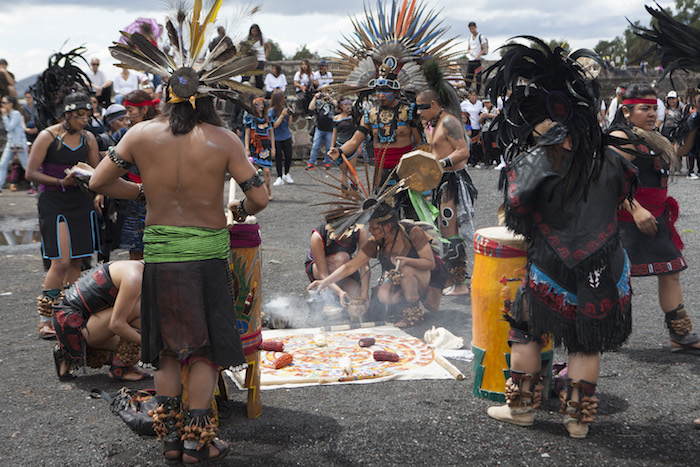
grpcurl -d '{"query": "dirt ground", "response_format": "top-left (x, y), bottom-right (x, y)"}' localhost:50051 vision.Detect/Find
top-left (0, 164), bottom-right (699, 466)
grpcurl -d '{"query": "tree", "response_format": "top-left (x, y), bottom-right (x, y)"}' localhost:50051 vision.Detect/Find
top-left (291, 44), bottom-right (319, 61)
top-left (674, 0), bottom-right (700, 29)
top-left (267, 39), bottom-right (285, 61)
top-left (594, 37), bottom-right (625, 58)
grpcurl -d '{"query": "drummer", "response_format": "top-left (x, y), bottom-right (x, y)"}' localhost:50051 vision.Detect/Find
top-left (416, 87), bottom-right (476, 296)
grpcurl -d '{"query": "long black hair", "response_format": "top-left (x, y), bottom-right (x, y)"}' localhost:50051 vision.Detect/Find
top-left (161, 97), bottom-right (224, 135)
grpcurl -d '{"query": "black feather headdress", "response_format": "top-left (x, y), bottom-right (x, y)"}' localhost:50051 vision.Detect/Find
top-left (109, 1), bottom-right (263, 111)
top-left (484, 37), bottom-right (604, 186)
top-left (29, 46), bottom-right (94, 130)
top-left (633, 3), bottom-right (700, 86)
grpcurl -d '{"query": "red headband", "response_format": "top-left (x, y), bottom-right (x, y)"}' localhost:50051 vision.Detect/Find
top-left (622, 98), bottom-right (656, 106)
top-left (124, 98), bottom-right (160, 107)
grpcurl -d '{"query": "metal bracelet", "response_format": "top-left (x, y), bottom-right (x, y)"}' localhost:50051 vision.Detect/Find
top-left (107, 146), bottom-right (133, 170)
top-left (238, 172), bottom-right (265, 192)
top-left (238, 197), bottom-right (250, 218)
top-left (134, 183), bottom-right (146, 202)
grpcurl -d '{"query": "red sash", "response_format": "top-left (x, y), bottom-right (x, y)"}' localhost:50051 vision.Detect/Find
top-left (374, 145), bottom-right (413, 170)
top-left (619, 187), bottom-right (683, 251)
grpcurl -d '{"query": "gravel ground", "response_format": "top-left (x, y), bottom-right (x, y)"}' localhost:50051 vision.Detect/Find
top-left (0, 164), bottom-right (699, 466)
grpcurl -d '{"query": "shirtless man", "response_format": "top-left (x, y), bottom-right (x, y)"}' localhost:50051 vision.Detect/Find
top-left (416, 88), bottom-right (475, 296)
top-left (90, 89), bottom-right (268, 464)
top-left (328, 78), bottom-right (423, 188)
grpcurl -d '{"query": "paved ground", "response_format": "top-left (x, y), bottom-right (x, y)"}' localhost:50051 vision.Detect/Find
top-left (0, 164), bottom-right (699, 466)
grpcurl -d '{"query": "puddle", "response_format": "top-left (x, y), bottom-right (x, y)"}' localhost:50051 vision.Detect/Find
top-left (0, 217), bottom-right (41, 247)
top-left (0, 229), bottom-right (41, 246)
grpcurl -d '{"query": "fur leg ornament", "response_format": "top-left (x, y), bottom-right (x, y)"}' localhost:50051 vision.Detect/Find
top-left (181, 408), bottom-right (230, 464)
top-left (115, 338), bottom-right (141, 366)
top-left (559, 379), bottom-right (598, 438)
top-left (38, 289), bottom-right (63, 339)
top-left (150, 396), bottom-right (183, 465)
top-left (665, 305), bottom-right (700, 351)
top-left (397, 302), bottom-right (426, 327)
top-left (487, 371), bottom-right (543, 427)
top-left (85, 348), bottom-right (112, 369)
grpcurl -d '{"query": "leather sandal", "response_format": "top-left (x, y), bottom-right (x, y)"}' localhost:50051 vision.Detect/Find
top-left (53, 343), bottom-right (74, 381)
top-left (39, 321), bottom-right (57, 340)
top-left (182, 438), bottom-right (230, 465)
top-left (108, 364), bottom-right (148, 381)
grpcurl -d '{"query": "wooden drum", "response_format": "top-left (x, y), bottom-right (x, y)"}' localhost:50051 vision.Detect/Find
top-left (470, 226), bottom-right (553, 402)
top-left (228, 222), bottom-right (263, 418)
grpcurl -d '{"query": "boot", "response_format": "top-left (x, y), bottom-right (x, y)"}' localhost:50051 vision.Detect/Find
top-left (665, 305), bottom-right (700, 352)
top-left (487, 371), bottom-right (543, 427)
top-left (181, 408), bottom-right (230, 465)
top-left (151, 396), bottom-right (183, 465)
top-left (559, 379), bottom-right (598, 439)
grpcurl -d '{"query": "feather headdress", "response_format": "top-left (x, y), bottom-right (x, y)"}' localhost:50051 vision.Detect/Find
top-left (29, 46), bottom-right (94, 130)
top-left (484, 37), bottom-right (604, 194)
top-left (633, 4), bottom-right (700, 83)
top-left (331, 0), bottom-right (459, 98)
top-left (109, 1), bottom-right (263, 110)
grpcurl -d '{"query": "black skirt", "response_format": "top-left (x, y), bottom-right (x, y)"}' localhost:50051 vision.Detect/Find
top-left (619, 213), bottom-right (687, 276)
top-left (38, 189), bottom-right (100, 259)
top-left (141, 259), bottom-right (247, 371)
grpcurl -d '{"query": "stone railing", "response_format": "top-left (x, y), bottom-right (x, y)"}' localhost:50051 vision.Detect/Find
top-left (219, 59), bottom-right (699, 161)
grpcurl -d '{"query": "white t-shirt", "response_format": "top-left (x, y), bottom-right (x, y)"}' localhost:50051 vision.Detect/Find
top-left (656, 98), bottom-right (665, 126)
top-left (606, 97), bottom-right (620, 126)
top-left (461, 99), bottom-right (484, 130)
top-left (113, 70), bottom-right (139, 96)
top-left (86, 69), bottom-right (107, 90)
top-left (250, 34), bottom-right (267, 61)
top-left (294, 71), bottom-right (313, 91)
top-left (314, 70), bottom-right (333, 87)
top-left (467, 33), bottom-right (487, 61)
top-left (264, 73), bottom-right (287, 93)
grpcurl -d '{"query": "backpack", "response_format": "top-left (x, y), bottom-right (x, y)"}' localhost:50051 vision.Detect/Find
top-left (479, 34), bottom-right (489, 56)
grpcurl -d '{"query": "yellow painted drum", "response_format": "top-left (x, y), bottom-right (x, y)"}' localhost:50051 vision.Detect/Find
top-left (470, 226), bottom-right (553, 402)
top-left (228, 223), bottom-right (263, 356)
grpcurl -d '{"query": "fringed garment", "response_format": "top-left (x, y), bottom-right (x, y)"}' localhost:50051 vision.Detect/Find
top-left (503, 146), bottom-right (636, 353)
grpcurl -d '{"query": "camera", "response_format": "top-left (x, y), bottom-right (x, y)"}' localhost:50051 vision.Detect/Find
top-left (94, 132), bottom-right (116, 152)
top-left (286, 106), bottom-right (295, 115)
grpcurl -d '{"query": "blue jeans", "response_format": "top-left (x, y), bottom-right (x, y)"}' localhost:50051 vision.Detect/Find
top-left (308, 129), bottom-right (332, 165)
top-left (0, 142), bottom-right (28, 188)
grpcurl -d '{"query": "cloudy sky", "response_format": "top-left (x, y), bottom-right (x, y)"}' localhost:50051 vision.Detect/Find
top-left (0, 0), bottom-right (675, 81)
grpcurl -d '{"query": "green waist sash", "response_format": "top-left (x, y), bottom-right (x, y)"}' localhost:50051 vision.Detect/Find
top-left (143, 225), bottom-right (229, 263)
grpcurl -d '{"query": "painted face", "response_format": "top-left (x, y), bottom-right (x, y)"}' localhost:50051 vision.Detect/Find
top-left (67, 109), bottom-right (90, 129)
top-left (624, 94), bottom-right (658, 131)
top-left (415, 95), bottom-right (435, 120)
top-left (376, 90), bottom-right (395, 107)
top-left (126, 105), bottom-right (146, 125)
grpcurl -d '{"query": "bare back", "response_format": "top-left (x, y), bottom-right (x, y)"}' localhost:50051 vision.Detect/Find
top-left (116, 117), bottom-right (257, 229)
